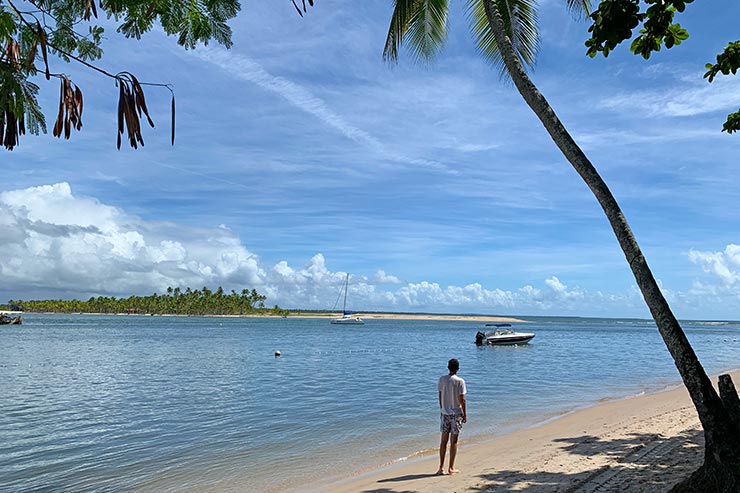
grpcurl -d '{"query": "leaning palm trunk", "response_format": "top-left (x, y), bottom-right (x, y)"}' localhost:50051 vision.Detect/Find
top-left (481, 1), bottom-right (740, 490)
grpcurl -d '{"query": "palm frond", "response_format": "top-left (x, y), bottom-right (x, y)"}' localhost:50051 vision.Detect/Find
top-left (384, 0), bottom-right (417, 62)
top-left (467, 0), bottom-right (539, 77)
top-left (565, 0), bottom-right (591, 19)
top-left (383, 0), bottom-right (449, 64)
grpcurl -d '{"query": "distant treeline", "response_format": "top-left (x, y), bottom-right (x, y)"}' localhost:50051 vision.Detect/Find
top-left (9, 286), bottom-right (289, 316)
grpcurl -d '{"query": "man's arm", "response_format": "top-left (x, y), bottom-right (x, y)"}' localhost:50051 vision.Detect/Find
top-left (439, 391), bottom-right (442, 410)
top-left (459, 393), bottom-right (466, 423)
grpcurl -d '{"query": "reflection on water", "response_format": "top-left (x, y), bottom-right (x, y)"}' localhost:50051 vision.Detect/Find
top-left (1, 314), bottom-right (738, 491)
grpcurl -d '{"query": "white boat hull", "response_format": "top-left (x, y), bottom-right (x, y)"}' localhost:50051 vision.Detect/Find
top-left (331, 315), bottom-right (364, 325)
top-left (483, 333), bottom-right (534, 345)
top-left (476, 329), bottom-right (534, 345)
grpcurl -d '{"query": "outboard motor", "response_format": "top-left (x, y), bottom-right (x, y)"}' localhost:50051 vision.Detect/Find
top-left (475, 331), bottom-right (487, 345)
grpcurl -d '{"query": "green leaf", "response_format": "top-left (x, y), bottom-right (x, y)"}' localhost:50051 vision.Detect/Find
top-left (0, 8), bottom-right (17, 39)
top-left (722, 110), bottom-right (740, 134)
top-left (468, 0), bottom-right (540, 75)
top-left (383, 0), bottom-right (449, 64)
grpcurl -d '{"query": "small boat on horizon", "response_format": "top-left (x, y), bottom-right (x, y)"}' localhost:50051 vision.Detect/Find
top-left (475, 323), bottom-right (534, 345)
top-left (0, 314), bottom-right (22, 325)
top-left (331, 274), bottom-right (364, 325)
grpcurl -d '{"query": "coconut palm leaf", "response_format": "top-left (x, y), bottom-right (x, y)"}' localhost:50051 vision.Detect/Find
top-left (385, 0), bottom-right (590, 76)
top-left (565, 0), bottom-right (591, 17)
top-left (468, 0), bottom-right (539, 76)
top-left (383, 0), bottom-right (449, 63)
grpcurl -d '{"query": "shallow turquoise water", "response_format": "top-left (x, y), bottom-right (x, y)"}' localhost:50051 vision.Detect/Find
top-left (1, 314), bottom-right (738, 492)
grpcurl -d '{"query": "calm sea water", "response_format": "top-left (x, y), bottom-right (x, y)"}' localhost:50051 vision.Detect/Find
top-left (1, 314), bottom-right (739, 492)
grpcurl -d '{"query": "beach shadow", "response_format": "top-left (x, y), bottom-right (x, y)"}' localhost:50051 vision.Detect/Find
top-left (361, 490), bottom-right (420, 493)
top-left (356, 472), bottom-right (446, 493)
top-left (468, 429), bottom-right (703, 492)
top-left (551, 432), bottom-right (663, 460)
top-left (551, 429), bottom-right (701, 465)
top-left (377, 473), bottom-right (443, 482)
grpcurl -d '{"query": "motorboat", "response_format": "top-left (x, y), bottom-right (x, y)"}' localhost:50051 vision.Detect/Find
top-left (330, 273), bottom-right (364, 325)
top-left (475, 323), bottom-right (534, 345)
top-left (0, 314), bottom-right (22, 325)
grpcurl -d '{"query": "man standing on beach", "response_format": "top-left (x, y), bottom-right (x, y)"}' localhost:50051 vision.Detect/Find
top-left (437, 358), bottom-right (467, 475)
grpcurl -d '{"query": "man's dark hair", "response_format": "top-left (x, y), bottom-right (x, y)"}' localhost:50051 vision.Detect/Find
top-left (448, 358), bottom-right (459, 372)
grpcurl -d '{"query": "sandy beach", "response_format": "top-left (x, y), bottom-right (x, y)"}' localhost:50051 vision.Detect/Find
top-left (290, 312), bottom-right (528, 323)
top-left (320, 370), bottom-right (740, 493)
top-left (3, 311), bottom-right (526, 323)
top-left (361, 313), bottom-right (527, 323)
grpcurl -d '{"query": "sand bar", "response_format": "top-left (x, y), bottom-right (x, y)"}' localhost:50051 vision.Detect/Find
top-left (290, 312), bottom-right (528, 323)
top-left (10, 311), bottom-right (526, 323)
top-left (319, 369), bottom-right (740, 493)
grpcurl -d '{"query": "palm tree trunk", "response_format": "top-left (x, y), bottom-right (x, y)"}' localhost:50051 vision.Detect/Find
top-left (481, 0), bottom-right (740, 488)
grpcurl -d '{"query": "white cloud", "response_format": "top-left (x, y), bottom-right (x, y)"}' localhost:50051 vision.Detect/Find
top-left (7, 183), bottom-right (734, 318)
top-left (600, 74), bottom-right (740, 118)
top-left (197, 48), bottom-right (453, 173)
top-left (545, 276), bottom-right (567, 293)
top-left (688, 244), bottom-right (740, 286)
top-left (373, 269), bottom-right (402, 284)
top-left (392, 281), bottom-right (516, 310)
top-left (0, 183), bottom-right (265, 296)
top-left (545, 276), bottom-right (586, 301)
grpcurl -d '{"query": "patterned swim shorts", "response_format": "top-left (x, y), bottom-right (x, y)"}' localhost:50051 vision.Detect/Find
top-left (440, 413), bottom-right (464, 435)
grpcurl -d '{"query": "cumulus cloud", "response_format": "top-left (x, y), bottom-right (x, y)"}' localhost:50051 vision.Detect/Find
top-left (0, 183), bottom-right (680, 316)
top-left (545, 276), bottom-right (567, 293)
top-left (688, 245), bottom-right (740, 285)
top-left (0, 183), bottom-right (265, 296)
top-left (545, 276), bottom-right (585, 301)
top-left (373, 270), bottom-right (402, 284)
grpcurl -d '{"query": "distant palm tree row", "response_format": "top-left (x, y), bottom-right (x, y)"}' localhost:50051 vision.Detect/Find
top-left (8, 286), bottom-right (289, 316)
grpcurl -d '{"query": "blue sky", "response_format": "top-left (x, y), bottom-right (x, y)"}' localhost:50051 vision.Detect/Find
top-left (3, 0), bottom-right (740, 319)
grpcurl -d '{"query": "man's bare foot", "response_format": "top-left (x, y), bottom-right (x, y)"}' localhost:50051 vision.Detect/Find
top-left (435, 468), bottom-right (445, 475)
top-left (448, 468), bottom-right (461, 474)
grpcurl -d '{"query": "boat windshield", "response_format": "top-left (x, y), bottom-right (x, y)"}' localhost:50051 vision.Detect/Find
top-left (486, 328), bottom-right (516, 337)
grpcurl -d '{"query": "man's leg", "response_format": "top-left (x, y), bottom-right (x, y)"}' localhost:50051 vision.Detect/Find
top-left (448, 433), bottom-right (460, 474)
top-left (437, 431), bottom-right (449, 474)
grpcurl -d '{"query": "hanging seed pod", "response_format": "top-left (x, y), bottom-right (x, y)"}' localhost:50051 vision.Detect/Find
top-left (171, 93), bottom-right (175, 145)
top-left (117, 79), bottom-right (124, 149)
top-left (3, 39), bottom-right (21, 69)
top-left (115, 73), bottom-right (158, 149)
top-left (2, 103), bottom-right (24, 150)
top-left (37, 22), bottom-right (50, 80)
top-left (291, 0), bottom-right (314, 16)
top-left (52, 78), bottom-right (65, 138)
top-left (52, 76), bottom-right (84, 140)
top-left (127, 73), bottom-right (155, 127)
top-left (26, 38), bottom-right (38, 72)
top-left (74, 86), bottom-right (84, 130)
top-left (84, 0), bottom-right (98, 20)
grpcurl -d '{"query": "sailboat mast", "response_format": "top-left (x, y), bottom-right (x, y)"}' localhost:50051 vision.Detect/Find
top-left (342, 273), bottom-right (349, 315)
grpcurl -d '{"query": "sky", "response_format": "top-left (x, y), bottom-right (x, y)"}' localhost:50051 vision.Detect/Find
top-left (3, 0), bottom-right (740, 319)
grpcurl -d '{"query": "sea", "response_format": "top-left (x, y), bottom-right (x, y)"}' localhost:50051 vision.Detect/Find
top-left (1, 314), bottom-right (739, 492)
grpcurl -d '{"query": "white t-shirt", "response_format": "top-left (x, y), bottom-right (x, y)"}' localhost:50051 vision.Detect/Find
top-left (438, 374), bottom-right (467, 415)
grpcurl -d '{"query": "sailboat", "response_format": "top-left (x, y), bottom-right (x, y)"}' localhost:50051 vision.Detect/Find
top-left (331, 273), bottom-right (364, 325)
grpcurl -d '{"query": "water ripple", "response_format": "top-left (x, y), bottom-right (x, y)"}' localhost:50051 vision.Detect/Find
top-left (1, 314), bottom-right (738, 491)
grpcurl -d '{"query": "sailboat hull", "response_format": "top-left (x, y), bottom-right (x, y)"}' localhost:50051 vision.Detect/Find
top-left (331, 316), bottom-right (365, 325)
top-left (332, 273), bottom-right (364, 324)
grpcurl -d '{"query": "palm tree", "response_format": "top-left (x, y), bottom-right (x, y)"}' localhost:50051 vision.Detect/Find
top-left (383, 0), bottom-right (740, 490)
